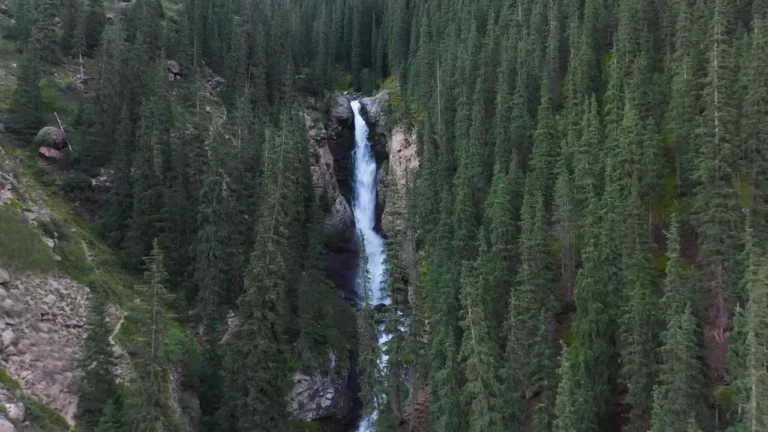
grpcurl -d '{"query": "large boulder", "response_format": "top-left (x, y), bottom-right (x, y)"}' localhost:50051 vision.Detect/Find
top-left (0, 267), bottom-right (9, 285)
top-left (326, 195), bottom-right (354, 235)
top-left (33, 127), bottom-right (68, 151)
top-left (331, 95), bottom-right (353, 126)
top-left (167, 60), bottom-right (182, 80)
top-left (0, 417), bottom-right (16, 432)
top-left (3, 403), bottom-right (24, 422)
top-left (359, 91), bottom-right (390, 138)
top-left (202, 64), bottom-right (225, 92)
top-left (288, 365), bottom-right (353, 423)
top-left (37, 146), bottom-right (63, 162)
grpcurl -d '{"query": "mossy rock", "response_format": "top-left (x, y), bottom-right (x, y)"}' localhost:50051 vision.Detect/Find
top-left (33, 127), bottom-right (68, 150)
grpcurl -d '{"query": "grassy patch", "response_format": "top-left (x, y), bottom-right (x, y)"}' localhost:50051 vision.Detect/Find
top-left (39, 77), bottom-right (81, 125)
top-left (334, 70), bottom-right (353, 92)
top-left (1, 137), bottom-right (137, 303)
top-left (0, 205), bottom-right (56, 273)
top-left (292, 421), bottom-right (322, 431)
top-left (0, 369), bottom-right (21, 392)
top-left (22, 397), bottom-right (70, 431)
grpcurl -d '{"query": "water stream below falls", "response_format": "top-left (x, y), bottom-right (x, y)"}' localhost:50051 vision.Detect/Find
top-left (350, 100), bottom-right (390, 432)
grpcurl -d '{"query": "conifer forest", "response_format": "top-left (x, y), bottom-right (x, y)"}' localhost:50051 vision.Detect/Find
top-left (1, 0), bottom-right (768, 431)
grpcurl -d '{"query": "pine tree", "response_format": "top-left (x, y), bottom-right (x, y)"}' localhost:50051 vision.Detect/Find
top-left (102, 107), bottom-right (134, 248)
top-left (81, 22), bottom-right (126, 169)
top-left (60, 0), bottom-right (81, 54)
top-left (649, 304), bottom-right (704, 432)
top-left (474, 159), bottom-right (521, 338)
top-left (76, 289), bottom-right (118, 431)
top-left (9, 0), bottom-right (35, 44)
top-left (123, 67), bottom-right (172, 268)
top-left (741, 14), bottom-right (768, 240)
top-left (458, 261), bottom-right (505, 432)
top-left (529, 79), bottom-right (560, 208)
top-left (31, 0), bottom-right (61, 65)
top-left (221, 107), bottom-right (307, 432)
top-left (85, 0), bottom-right (107, 54)
top-left (742, 223), bottom-right (768, 430)
top-left (427, 192), bottom-right (462, 432)
top-left (570, 193), bottom-right (617, 430)
top-left (8, 45), bottom-right (43, 138)
top-left (553, 344), bottom-right (577, 432)
top-left (572, 96), bottom-right (601, 221)
top-left (93, 400), bottom-right (122, 432)
top-left (505, 177), bottom-right (554, 427)
top-left (295, 196), bottom-right (328, 353)
top-left (665, 0), bottom-right (700, 192)
top-left (693, 0), bottom-right (741, 346)
top-left (124, 240), bottom-right (176, 432)
top-left (662, 215), bottom-right (688, 319)
top-left (194, 126), bottom-right (233, 430)
top-left (619, 236), bottom-right (659, 432)
top-left (552, 148), bottom-right (576, 296)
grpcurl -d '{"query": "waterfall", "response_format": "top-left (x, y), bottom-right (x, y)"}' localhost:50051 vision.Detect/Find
top-left (351, 100), bottom-right (387, 300)
top-left (350, 100), bottom-right (390, 432)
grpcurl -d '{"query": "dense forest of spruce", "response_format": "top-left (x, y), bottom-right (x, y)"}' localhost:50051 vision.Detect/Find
top-left (3, 0), bottom-right (768, 430)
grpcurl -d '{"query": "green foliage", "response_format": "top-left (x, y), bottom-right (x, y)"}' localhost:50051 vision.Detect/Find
top-left (124, 240), bottom-right (177, 432)
top-left (2, 0), bottom-right (766, 430)
top-left (8, 46), bottom-right (43, 138)
top-left (166, 328), bottom-right (200, 389)
top-left (22, 397), bottom-right (70, 431)
top-left (76, 289), bottom-right (117, 431)
top-left (0, 369), bottom-right (21, 392)
top-left (0, 206), bottom-right (56, 272)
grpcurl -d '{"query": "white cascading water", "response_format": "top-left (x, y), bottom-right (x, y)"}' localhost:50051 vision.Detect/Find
top-left (350, 100), bottom-right (390, 432)
top-left (351, 100), bottom-right (387, 298)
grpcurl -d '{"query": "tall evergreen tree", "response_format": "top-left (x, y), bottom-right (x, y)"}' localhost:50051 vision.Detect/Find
top-left (194, 126), bottom-right (233, 430)
top-left (458, 261), bottom-right (505, 432)
top-left (648, 304), bottom-right (704, 432)
top-left (8, 45), bottom-right (43, 138)
top-left (694, 0), bottom-right (741, 299)
top-left (31, 0), bottom-right (61, 65)
top-left (76, 289), bottom-right (118, 431)
top-left (740, 222), bottom-right (768, 431)
top-left (124, 240), bottom-right (176, 432)
top-left (221, 107), bottom-right (307, 432)
top-left (84, 0), bottom-right (107, 54)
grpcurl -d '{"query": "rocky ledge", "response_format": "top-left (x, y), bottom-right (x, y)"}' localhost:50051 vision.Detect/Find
top-left (0, 269), bottom-right (90, 425)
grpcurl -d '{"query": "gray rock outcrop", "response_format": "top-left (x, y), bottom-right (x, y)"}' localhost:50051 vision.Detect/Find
top-left (304, 94), bottom-right (358, 298)
top-left (0, 274), bottom-right (91, 424)
top-left (331, 94), bottom-right (353, 125)
top-left (381, 124), bottom-right (418, 235)
top-left (0, 268), bottom-right (8, 285)
top-left (0, 416), bottom-right (16, 432)
top-left (288, 358), bottom-right (353, 423)
top-left (4, 403), bottom-right (24, 422)
top-left (33, 127), bottom-right (68, 151)
top-left (37, 146), bottom-right (64, 162)
top-left (360, 92), bottom-right (390, 138)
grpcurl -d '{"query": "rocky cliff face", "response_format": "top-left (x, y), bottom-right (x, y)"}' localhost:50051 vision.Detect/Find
top-left (288, 352), bottom-right (355, 428)
top-left (305, 94), bottom-right (358, 300)
top-left (0, 271), bottom-right (90, 424)
top-left (293, 94), bottom-right (360, 427)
